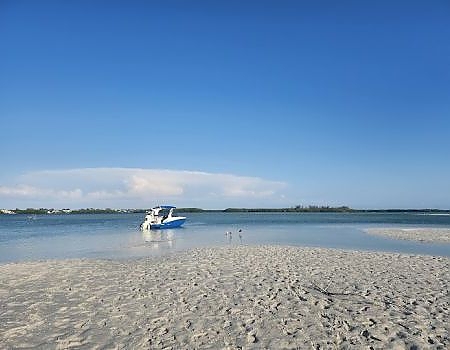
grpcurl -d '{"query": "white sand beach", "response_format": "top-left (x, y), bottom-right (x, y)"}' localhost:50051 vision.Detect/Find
top-left (1, 245), bottom-right (449, 349)
top-left (366, 227), bottom-right (450, 244)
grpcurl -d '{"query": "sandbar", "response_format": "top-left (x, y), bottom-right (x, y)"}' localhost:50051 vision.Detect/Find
top-left (366, 227), bottom-right (450, 244)
top-left (0, 245), bottom-right (449, 349)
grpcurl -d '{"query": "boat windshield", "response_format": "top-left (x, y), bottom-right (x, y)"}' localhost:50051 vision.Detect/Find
top-left (157, 207), bottom-right (171, 218)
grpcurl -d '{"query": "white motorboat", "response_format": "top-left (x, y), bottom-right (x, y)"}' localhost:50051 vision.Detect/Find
top-left (140, 205), bottom-right (186, 230)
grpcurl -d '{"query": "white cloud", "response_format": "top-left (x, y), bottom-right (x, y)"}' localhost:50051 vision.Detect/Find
top-left (0, 168), bottom-right (287, 209)
top-left (0, 184), bottom-right (83, 200)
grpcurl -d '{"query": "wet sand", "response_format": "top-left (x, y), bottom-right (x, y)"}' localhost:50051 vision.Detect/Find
top-left (366, 227), bottom-right (450, 244)
top-left (1, 245), bottom-right (449, 349)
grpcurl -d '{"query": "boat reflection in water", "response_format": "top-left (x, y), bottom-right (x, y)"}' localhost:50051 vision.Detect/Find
top-left (142, 230), bottom-right (175, 250)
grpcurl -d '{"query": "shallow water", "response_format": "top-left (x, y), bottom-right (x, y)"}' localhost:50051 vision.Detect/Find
top-left (0, 212), bottom-right (449, 263)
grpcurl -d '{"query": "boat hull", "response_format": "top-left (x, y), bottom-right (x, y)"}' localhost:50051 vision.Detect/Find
top-left (150, 217), bottom-right (186, 230)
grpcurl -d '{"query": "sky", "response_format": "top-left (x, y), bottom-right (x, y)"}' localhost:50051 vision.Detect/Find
top-left (1, 0), bottom-right (449, 210)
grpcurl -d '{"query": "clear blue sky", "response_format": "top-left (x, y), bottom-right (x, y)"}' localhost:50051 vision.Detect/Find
top-left (1, 1), bottom-right (449, 209)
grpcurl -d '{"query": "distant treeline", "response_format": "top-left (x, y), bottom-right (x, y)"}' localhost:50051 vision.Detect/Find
top-left (177, 206), bottom-right (450, 213)
top-left (222, 205), bottom-right (352, 213)
top-left (175, 206), bottom-right (353, 213)
top-left (2, 206), bottom-right (449, 215)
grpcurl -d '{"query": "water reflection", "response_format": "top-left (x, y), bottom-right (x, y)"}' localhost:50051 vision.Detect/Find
top-left (142, 230), bottom-right (175, 250)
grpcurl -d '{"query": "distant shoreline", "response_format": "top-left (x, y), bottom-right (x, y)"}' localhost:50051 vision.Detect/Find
top-left (1, 207), bottom-right (450, 215)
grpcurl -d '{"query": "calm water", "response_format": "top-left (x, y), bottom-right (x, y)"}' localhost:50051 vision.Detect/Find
top-left (0, 212), bottom-right (449, 263)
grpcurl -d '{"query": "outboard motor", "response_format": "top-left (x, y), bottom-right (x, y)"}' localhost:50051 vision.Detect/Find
top-left (140, 218), bottom-right (150, 231)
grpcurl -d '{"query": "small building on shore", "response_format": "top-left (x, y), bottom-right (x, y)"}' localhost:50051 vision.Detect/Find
top-left (0, 209), bottom-right (16, 215)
